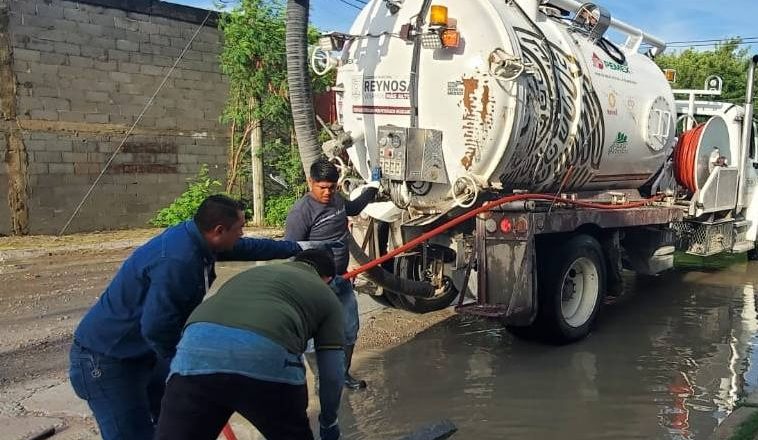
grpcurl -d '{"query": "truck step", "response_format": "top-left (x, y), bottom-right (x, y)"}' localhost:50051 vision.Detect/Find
top-left (732, 240), bottom-right (755, 253)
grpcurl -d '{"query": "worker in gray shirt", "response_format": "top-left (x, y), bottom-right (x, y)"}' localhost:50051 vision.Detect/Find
top-left (285, 158), bottom-right (380, 389)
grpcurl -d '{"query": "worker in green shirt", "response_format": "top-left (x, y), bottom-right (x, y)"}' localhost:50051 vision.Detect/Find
top-left (155, 249), bottom-right (344, 440)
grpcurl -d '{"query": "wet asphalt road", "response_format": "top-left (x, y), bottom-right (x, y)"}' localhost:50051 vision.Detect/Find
top-left (339, 261), bottom-right (758, 439)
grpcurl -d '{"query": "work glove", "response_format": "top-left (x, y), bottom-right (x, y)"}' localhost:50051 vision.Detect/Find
top-left (320, 421), bottom-right (340, 440)
top-left (365, 165), bottom-right (382, 190)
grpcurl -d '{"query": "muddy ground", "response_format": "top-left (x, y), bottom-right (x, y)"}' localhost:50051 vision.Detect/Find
top-left (0, 229), bottom-right (452, 438)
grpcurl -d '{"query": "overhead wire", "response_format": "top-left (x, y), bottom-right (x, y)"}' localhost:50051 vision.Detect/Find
top-left (666, 41), bottom-right (758, 49)
top-left (666, 36), bottom-right (758, 45)
top-left (336, 0), bottom-right (364, 10)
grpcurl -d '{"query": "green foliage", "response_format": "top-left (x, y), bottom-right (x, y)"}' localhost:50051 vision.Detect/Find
top-left (218, 0), bottom-right (333, 136)
top-left (149, 165), bottom-right (223, 227)
top-left (217, 0), bottom-right (332, 222)
top-left (656, 40), bottom-right (752, 109)
top-left (218, 0), bottom-right (289, 128)
top-left (261, 139), bottom-right (307, 194)
top-left (674, 251), bottom-right (746, 270)
top-left (264, 193), bottom-right (298, 226)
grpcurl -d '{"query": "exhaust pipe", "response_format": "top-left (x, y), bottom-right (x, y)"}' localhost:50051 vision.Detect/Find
top-left (737, 54), bottom-right (758, 209)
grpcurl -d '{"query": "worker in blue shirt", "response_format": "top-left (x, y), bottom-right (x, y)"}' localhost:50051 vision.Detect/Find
top-left (68, 195), bottom-right (302, 440)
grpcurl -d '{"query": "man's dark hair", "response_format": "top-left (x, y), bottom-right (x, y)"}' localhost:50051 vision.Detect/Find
top-left (309, 158), bottom-right (339, 183)
top-left (294, 249), bottom-right (336, 279)
top-left (193, 195), bottom-right (245, 232)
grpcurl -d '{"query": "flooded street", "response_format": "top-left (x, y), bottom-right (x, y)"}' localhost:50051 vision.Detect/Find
top-left (4, 240), bottom-right (758, 439)
top-left (340, 260), bottom-right (758, 439)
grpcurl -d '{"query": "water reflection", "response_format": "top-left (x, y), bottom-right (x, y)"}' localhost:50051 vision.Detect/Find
top-left (341, 262), bottom-right (758, 439)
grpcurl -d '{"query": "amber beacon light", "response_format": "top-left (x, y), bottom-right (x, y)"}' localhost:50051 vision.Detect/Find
top-left (430, 5), bottom-right (448, 26)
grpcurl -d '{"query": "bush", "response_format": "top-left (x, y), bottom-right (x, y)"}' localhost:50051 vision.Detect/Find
top-left (150, 165), bottom-right (223, 227)
top-left (264, 193), bottom-right (299, 227)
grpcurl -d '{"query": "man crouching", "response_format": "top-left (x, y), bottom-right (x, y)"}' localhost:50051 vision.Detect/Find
top-left (155, 249), bottom-right (344, 440)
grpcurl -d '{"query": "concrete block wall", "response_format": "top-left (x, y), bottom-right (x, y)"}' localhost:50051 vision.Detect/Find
top-left (1, 0), bottom-right (229, 234)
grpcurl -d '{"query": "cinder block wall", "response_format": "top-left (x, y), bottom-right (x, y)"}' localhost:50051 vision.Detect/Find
top-left (1, 0), bottom-right (228, 235)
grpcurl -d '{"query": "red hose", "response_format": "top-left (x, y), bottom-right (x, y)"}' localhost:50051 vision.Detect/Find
top-left (343, 192), bottom-right (661, 279)
top-left (674, 124), bottom-right (705, 193)
top-left (222, 424), bottom-right (238, 440)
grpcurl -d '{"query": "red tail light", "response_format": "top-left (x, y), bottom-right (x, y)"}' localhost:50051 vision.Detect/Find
top-left (500, 218), bottom-right (512, 234)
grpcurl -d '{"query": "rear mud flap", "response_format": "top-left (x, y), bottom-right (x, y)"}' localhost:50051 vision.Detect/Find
top-left (474, 216), bottom-right (537, 326)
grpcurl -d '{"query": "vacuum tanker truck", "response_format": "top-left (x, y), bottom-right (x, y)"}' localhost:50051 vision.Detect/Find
top-left (286, 0), bottom-right (758, 342)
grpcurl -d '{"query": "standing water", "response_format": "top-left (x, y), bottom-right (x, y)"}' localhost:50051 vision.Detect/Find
top-left (340, 260), bottom-right (758, 439)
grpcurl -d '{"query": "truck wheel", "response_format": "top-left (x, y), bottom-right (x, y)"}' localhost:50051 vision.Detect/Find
top-left (385, 254), bottom-right (459, 314)
top-left (536, 234), bottom-right (606, 343)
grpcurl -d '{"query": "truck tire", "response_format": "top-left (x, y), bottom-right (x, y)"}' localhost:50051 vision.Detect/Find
top-left (536, 234), bottom-right (606, 343)
top-left (384, 254), bottom-right (459, 314)
top-left (748, 245), bottom-right (758, 261)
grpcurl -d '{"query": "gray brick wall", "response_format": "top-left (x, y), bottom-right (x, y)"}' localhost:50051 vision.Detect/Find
top-left (4, 0), bottom-right (229, 234)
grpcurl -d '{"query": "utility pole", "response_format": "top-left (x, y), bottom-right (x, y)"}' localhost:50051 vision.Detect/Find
top-left (250, 97), bottom-right (264, 226)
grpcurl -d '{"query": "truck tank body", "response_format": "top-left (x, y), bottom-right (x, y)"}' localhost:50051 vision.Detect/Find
top-left (335, 0), bottom-right (676, 207)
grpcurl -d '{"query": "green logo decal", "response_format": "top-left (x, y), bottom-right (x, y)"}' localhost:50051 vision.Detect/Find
top-left (609, 132), bottom-right (629, 155)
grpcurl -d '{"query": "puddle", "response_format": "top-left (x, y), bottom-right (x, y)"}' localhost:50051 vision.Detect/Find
top-left (339, 263), bottom-right (758, 439)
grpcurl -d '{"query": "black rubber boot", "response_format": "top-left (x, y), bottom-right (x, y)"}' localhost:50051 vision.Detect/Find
top-left (344, 344), bottom-right (367, 389)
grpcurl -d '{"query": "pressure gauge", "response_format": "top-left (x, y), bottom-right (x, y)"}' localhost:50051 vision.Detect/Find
top-left (389, 134), bottom-right (401, 148)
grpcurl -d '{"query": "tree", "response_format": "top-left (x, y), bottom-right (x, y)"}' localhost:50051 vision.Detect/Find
top-left (218, 0), bottom-right (333, 226)
top-left (219, 0), bottom-right (291, 225)
top-left (655, 40), bottom-right (754, 112)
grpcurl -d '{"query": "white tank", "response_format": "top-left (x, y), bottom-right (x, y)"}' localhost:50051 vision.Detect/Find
top-left (334, 0), bottom-right (676, 208)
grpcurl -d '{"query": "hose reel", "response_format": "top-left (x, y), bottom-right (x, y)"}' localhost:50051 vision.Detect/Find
top-left (673, 115), bottom-right (731, 193)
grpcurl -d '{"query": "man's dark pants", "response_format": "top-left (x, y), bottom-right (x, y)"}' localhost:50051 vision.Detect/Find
top-left (155, 373), bottom-right (313, 440)
top-left (68, 341), bottom-right (169, 440)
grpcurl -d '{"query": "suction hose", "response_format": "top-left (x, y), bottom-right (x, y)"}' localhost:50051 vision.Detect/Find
top-left (286, 0), bottom-right (321, 175)
top-left (284, 0), bottom-right (435, 298)
top-left (673, 123), bottom-right (705, 193)
top-left (343, 193), bottom-right (662, 280)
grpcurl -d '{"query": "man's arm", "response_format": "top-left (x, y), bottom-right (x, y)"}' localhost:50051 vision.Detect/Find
top-left (344, 187), bottom-right (378, 216)
top-left (314, 292), bottom-right (345, 438)
top-left (140, 259), bottom-right (203, 359)
top-left (316, 348), bottom-right (344, 440)
top-left (345, 166), bottom-right (381, 216)
top-left (217, 237), bottom-right (301, 261)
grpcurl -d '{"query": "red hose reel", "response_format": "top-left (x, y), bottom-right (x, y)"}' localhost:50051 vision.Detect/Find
top-left (673, 116), bottom-right (732, 194)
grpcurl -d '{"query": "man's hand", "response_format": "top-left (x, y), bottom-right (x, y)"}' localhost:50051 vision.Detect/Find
top-left (320, 422), bottom-right (340, 440)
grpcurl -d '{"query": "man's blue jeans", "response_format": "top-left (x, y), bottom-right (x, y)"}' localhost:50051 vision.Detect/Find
top-left (332, 276), bottom-right (359, 345)
top-left (305, 276), bottom-right (360, 354)
top-left (68, 341), bottom-right (169, 440)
